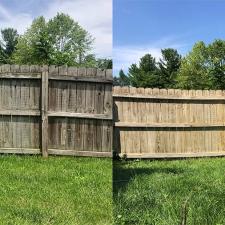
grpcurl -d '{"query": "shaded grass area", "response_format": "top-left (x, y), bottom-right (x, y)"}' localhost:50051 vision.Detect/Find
top-left (0, 155), bottom-right (112, 225)
top-left (113, 158), bottom-right (225, 225)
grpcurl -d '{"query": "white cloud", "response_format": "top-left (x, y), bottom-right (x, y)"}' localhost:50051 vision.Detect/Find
top-left (113, 38), bottom-right (187, 75)
top-left (0, 3), bottom-right (11, 20)
top-left (43, 0), bottom-right (112, 58)
top-left (113, 46), bottom-right (162, 73)
top-left (0, 0), bottom-right (112, 58)
top-left (0, 4), bottom-right (33, 34)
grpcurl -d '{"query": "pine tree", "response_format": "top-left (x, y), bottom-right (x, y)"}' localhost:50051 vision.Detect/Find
top-left (128, 54), bottom-right (160, 88)
top-left (158, 48), bottom-right (181, 88)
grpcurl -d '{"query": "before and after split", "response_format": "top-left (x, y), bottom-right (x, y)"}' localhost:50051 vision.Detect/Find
top-left (1, 0), bottom-right (225, 224)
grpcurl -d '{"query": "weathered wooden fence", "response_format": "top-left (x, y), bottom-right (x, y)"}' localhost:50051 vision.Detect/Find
top-left (113, 86), bottom-right (225, 158)
top-left (2, 65), bottom-right (225, 159)
top-left (0, 64), bottom-right (112, 157)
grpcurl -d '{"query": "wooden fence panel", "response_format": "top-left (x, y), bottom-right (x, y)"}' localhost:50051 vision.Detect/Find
top-left (0, 65), bottom-right (112, 157)
top-left (113, 86), bottom-right (225, 158)
top-left (0, 65), bottom-right (41, 154)
top-left (47, 67), bottom-right (112, 157)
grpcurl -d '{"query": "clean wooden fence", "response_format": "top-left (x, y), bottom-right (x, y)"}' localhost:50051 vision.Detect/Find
top-left (0, 64), bottom-right (112, 157)
top-left (113, 86), bottom-right (225, 158)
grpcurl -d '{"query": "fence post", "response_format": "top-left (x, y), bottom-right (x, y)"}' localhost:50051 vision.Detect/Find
top-left (41, 66), bottom-right (48, 157)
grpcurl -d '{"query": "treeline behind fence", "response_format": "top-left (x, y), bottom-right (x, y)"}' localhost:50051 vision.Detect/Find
top-left (1, 64), bottom-right (225, 158)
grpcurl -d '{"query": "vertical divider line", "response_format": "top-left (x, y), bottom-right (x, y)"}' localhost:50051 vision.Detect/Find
top-left (41, 66), bottom-right (48, 157)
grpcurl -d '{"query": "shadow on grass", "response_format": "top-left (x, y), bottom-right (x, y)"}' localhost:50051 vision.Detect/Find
top-left (113, 160), bottom-right (185, 197)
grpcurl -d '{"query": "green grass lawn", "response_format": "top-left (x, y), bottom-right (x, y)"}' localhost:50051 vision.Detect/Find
top-left (113, 158), bottom-right (225, 225)
top-left (0, 155), bottom-right (112, 225)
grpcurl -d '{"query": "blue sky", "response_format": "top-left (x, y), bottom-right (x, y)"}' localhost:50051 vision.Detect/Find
top-left (113, 0), bottom-right (225, 75)
top-left (0, 0), bottom-right (112, 58)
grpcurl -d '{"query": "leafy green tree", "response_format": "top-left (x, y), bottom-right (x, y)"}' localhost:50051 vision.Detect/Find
top-left (158, 48), bottom-right (181, 88)
top-left (32, 20), bottom-right (53, 64)
top-left (47, 13), bottom-right (93, 65)
top-left (80, 54), bottom-right (97, 67)
top-left (96, 58), bottom-right (112, 69)
top-left (207, 40), bottom-right (225, 89)
top-left (176, 40), bottom-right (225, 89)
top-left (12, 16), bottom-right (50, 64)
top-left (176, 41), bottom-right (211, 89)
top-left (13, 13), bottom-right (94, 66)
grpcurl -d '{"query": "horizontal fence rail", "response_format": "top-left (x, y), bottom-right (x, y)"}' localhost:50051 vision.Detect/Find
top-left (0, 64), bottom-right (113, 157)
top-left (113, 86), bottom-right (225, 158)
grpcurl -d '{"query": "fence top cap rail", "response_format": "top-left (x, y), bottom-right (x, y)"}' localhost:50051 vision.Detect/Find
top-left (113, 86), bottom-right (225, 99)
top-left (0, 64), bottom-right (112, 78)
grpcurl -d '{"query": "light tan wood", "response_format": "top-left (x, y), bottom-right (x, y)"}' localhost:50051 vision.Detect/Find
top-left (114, 122), bottom-right (225, 127)
top-left (119, 152), bottom-right (225, 158)
top-left (113, 93), bottom-right (225, 100)
top-left (113, 86), bottom-right (225, 158)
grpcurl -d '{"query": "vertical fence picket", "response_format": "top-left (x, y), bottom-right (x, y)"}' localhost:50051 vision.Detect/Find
top-left (41, 67), bottom-right (48, 157)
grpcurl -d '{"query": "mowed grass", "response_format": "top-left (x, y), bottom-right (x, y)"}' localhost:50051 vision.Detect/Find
top-left (113, 158), bottom-right (225, 225)
top-left (0, 155), bottom-right (112, 225)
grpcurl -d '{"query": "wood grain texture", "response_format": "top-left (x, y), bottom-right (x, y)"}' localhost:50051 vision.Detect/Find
top-left (0, 65), bottom-right (113, 157)
top-left (41, 69), bottom-right (48, 157)
top-left (113, 86), bottom-right (225, 158)
top-left (119, 152), bottom-right (225, 158)
top-left (48, 149), bottom-right (112, 157)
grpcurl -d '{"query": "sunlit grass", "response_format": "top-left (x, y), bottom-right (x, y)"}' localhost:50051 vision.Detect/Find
top-left (113, 158), bottom-right (225, 225)
top-left (0, 155), bottom-right (112, 225)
